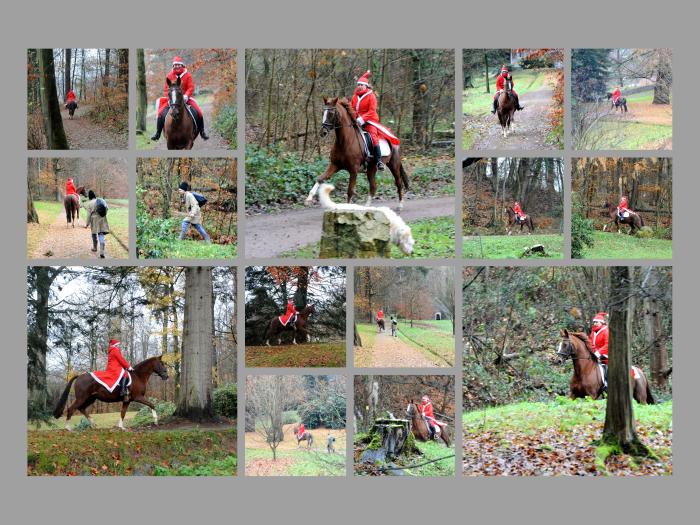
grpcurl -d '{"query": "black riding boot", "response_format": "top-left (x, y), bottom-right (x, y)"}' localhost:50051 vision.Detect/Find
top-left (374, 144), bottom-right (385, 171)
top-left (492, 97), bottom-right (498, 114)
top-left (515, 94), bottom-right (525, 111)
top-left (197, 114), bottom-right (209, 140)
top-left (151, 109), bottom-right (167, 141)
top-left (120, 376), bottom-right (129, 400)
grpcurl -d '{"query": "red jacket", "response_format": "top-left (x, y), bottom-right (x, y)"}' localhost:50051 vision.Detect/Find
top-left (65, 179), bottom-right (77, 196)
top-left (590, 325), bottom-right (609, 364)
top-left (91, 340), bottom-right (132, 392)
top-left (513, 202), bottom-right (525, 217)
top-left (618, 196), bottom-right (630, 212)
top-left (297, 423), bottom-right (305, 438)
top-left (612, 88), bottom-right (622, 101)
top-left (377, 309), bottom-right (384, 319)
top-left (419, 400), bottom-right (434, 419)
top-left (280, 302), bottom-right (298, 325)
top-left (66, 90), bottom-right (76, 102)
top-left (496, 73), bottom-right (514, 92)
top-left (163, 69), bottom-right (195, 98)
top-left (351, 88), bottom-right (379, 126)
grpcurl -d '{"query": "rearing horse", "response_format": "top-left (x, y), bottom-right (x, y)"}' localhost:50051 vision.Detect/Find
top-left (305, 97), bottom-right (410, 209)
top-left (504, 206), bottom-right (535, 234)
top-left (53, 355), bottom-right (169, 430)
top-left (603, 202), bottom-right (644, 234)
top-left (64, 186), bottom-right (87, 228)
top-left (265, 304), bottom-right (316, 346)
top-left (556, 329), bottom-right (654, 404)
top-left (497, 77), bottom-right (516, 138)
top-left (164, 77), bottom-right (197, 150)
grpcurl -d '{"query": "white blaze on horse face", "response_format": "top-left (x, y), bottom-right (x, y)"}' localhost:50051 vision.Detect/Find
top-left (170, 89), bottom-right (177, 106)
top-left (322, 109), bottom-right (329, 125)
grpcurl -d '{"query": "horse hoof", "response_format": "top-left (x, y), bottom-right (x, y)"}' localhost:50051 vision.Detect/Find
top-left (304, 198), bottom-right (314, 207)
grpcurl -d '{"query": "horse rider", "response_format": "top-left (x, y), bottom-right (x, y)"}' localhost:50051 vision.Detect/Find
top-left (492, 65), bottom-right (525, 114)
top-left (65, 178), bottom-right (78, 198)
top-left (151, 56), bottom-right (209, 142)
top-left (377, 308), bottom-right (384, 322)
top-left (65, 89), bottom-right (76, 108)
top-left (351, 70), bottom-right (400, 171)
top-left (513, 201), bottom-right (527, 223)
top-left (92, 339), bottom-right (134, 400)
top-left (419, 395), bottom-right (438, 440)
top-left (391, 316), bottom-right (398, 337)
top-left (84, 190), bottom-right (110, 259)
top-left (177, 182), bottom-right (211, 243)
top-left (617, 195), bottom-right (631, 220)
top-left (297, 421), bottom-right (306, 441)
top-left (611, 85), bottom-right (622, 107)
top-left (590, 312), bottom-right (609, 388)
top-left (283, 300), bottom-right (299, 327)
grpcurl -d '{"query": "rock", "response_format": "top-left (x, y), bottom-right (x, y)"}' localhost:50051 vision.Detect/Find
top-left (319, 210), bottom-right (392, 258)
top-left (520, 244), bottom-right (547, 258)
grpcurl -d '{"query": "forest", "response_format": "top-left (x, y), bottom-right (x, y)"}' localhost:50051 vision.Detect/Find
top-left (27, 49), bottom-right (128, 149)
top-left (136, 157), bottom-right (237, 259)
top-left (571, 157), bottom-right (672, 259)
top-left (27, 157), bottom-right (129, 259)
top-left (245, 266), bottom-right (346, 367)
top-left (136, 48), bottom-right (237, 150)
top-left (462, 49), bottom-right (564, 150)
top-left (353, 266), bottom-right (455, 367)
top-left (463, 157), bottom-right (564, 258)
top-left (27, 266), bottom-right (237, 476)
top-left (572, 49), bottom-right (672, 150)
top-left (245, 375), bottom-right (346, 476)
top-left (244, 49), bottom-right (455, 258)
top-left (354, 375), bottom-right (455, 476)
top-left (462, 266), bottom-right (672, 476)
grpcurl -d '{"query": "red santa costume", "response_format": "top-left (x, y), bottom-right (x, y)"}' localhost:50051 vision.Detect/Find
top-left (91, 339), bottom-right (132, 393)
top-left (377, 309), bottom-right (384, 320)
top-left (279, 301), bottom-right (298, 326)
top-left (618, 196), bottom-right (630, 217)
top-left (589, 312), bottom-right (609, 365)
top-left (513, 201), bottom-right (526, 221)
top-left (495, 65), bottom-right (519, 99)
top-left (611, 87), bottom-right (622, 104)
top-left (419, 395), bottom-right (446, 430)
top-left (65, 178), bottom-right (77, 196)
top-left (351, 71), bottom-right (400, 148)
top-left (157, 57), bottom-right (203, 118)
top-left (65, 90), bottom-right (76, 106)
top-left (297, 423), bottom-right (305, 440)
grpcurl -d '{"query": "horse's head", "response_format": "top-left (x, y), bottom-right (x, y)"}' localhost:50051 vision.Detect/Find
top-left (556, 329), bottom-right (574, 362)
top-left (166, 77), bottom-right (184, 119)
top-left (320, 97), bottom-right (339, 137)
top-left (301, 304), bottom-right (316, 317)
top-left (405, 401), bottom-right (418, 419)
top-left (153, 355), bottom-right (169, 381)
top-left (77, 186), bottom-right (88, 198)
top-left (505, 77), bottom-right (513, 92)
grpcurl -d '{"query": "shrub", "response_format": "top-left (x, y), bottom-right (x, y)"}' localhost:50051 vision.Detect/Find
top-left (213, 383), bottom-right (237, 418)
top-left (283, 410), bottom-right (299, 425)
top-left (130, 399), bottom-right (176, 427)
top-left (213, 103), bottom-right (237, 147)
top-left (571, 194), bottom-right (595, 258)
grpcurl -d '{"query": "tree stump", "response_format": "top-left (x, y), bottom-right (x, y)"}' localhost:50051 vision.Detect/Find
top-left (319, 210), bottom-right (391, 258)
top-left (359, 418), bottom-right (411, 463)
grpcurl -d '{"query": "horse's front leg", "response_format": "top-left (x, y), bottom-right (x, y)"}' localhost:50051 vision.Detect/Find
top-left (365, 166), bottom-right (377, 207)
top-left (347, 170), bottom-right (359, 203)
top-left (306, 164), bottom-right (339, 205)
top-left (131, 396), bottom-right (158, 425)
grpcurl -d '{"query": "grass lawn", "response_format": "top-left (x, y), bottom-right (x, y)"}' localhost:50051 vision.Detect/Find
top-left (28, 426), bottom-right (237, 476)
top-left (354, 434), bottom-right (455, 477)
top-left (397, 320), bottom-right (455, 365)
top-left (246, 341), bottom-right (346, 368)
top-left (139, 239), bottom-right (238, 260)
top-left (579, 231), bottom-right (672, 259)
top-left (463, 233), bottom-right (564, 259)
top-left (590, 121), bottom-right (672, 150)
top-left (106, 200), bottom-right (129, 251)
top-left (463, 398), bottom-right (672, 476)
top-left (245, 446), bottom-right (345, 476)
top-left (463, 69), bottom-right (548, 117)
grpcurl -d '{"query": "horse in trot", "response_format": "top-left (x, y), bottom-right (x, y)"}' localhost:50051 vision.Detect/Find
top-left (292, 424), bottom-right (314, 449)
top-left (376, 317), bottom-right (385, 333)
top-left (64, 186), bottom-right (87, 228)
top-left (406, 401), bottom-right (451, 446)
top-left (497, 77), bottom-right (517, 138)
top-left (603, 202), bottom-right (644, 234)
top-left (265, 304), bottom-right (316, 346)
top-left (606, 92), bottom-right (628, 113)
top-left (305, 97), bottom-right (410, 209)
top-left (556, 329), bottom-right (654, 404)
top-left (164, 76), bottom-right (197, 150)
top-left (66, 101), bottom-right (78, 119)
top-left (504, 206), bottom-right (535, 234)
top-left (53, 355), bottom-right (169, 430)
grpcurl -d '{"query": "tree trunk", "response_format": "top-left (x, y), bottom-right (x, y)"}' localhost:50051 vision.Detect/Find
top-left (136, 49), bottom-right (147, 133)
top-left (602, 266), bottom-right (650, 457)
top-left (411, 51), bottom-right (429, 149)
top-left (64, 48), bottom-right (71, 97)
top-left (354, 322), bottom-right (362, 347)
top-left (27, 176), bottom-right (39, 223)
top-left (37, 49), bottom-right (68, 149)
top-left (177, 267), bottom-right (215, 420)
top-left (652, 51), bottom-right (671, 105)
top-left (103, 48), bottom-right (111, 87)
top-left (118, 49), bottom-right (128, 94)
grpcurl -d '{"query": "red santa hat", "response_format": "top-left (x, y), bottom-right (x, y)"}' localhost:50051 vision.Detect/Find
top-left (109, 339), bottom-right (121, 347)
top-left (172, 56), bottom-right (185, 67)
top-left (592, 312), bottom-right (608, 325)
top-left (357, 70), bottom-right (371, 86)
top-left (421, 395), bottom-right (430, 402)
top-left (501, 65), bottom-right (509, 73)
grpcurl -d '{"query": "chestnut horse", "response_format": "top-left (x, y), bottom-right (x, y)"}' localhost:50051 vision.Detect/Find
top-left (504, 206), bottom-right (535, 234)
top-left (53, 355), bottom-right (169, 430)
top-left (556, 329), bottom-right (654, 404)
top-left (292, 424), bottom-right (314, 448)
top-left (497, 77), bottom-right (517, 138)
top-left (606, 92), bottom-right (628, 113)
top-left (264, 304), bottom-right (316, 346)
top-left (305, 97), bottom-right (409, 209)
top-left (66, 100), bottom-right (78, 119)
top-left (406, 401), bottom-right (451, 446)
top-left (376, 317), bottom-right (385, 333)
top-left (64, 186), bottom-right (87, 228)
top-left (164, 76), bottom-right (197, 150)
top-left (603, 202), bottom-right (644, 234)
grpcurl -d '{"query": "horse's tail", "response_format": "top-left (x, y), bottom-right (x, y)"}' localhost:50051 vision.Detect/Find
top-left (646, 380), bottom-right (655, 405)
top-left (53, 375), bottom-right (79, 418)
top-left (64, 200), bottom-right (72, 224)
top-left (399, 163), bottom-right (410, 191)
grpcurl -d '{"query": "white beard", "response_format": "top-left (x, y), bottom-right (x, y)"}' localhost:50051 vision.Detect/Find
top-left (318, 184), bottom-right (415, 255)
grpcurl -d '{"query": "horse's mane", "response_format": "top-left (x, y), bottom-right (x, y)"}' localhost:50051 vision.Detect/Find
top-left (336, 98), bottom-right (356, 119)
top-left (570, 331), bottom-right (593, 351)
top-left (133, 356), bottom-right (161, 371)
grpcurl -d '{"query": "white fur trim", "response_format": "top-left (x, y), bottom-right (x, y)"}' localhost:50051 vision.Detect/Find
top-left (90, 369), bottom-right (131, 393)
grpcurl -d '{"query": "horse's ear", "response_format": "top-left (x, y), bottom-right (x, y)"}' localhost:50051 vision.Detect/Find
top-left (166, 78), bottom-right (172, 87)
top-left (560, 328), bottom-right (568, 337)
top-left (323, 97), bottom-right (328, 104)
top-left (330, 97), bottom-right (338, 105)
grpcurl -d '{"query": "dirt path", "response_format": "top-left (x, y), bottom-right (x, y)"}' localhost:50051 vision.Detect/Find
top-left (60, 105), bottom-right (127, 149)
top-left (148, 99), bottom-right (228, 150)
top-left (245, 195), bottom-right (455, 257)
top-left (365, 332), bottom-right (442, 367)
top-left (468, 86), bottom-right (556, 150)
top-left (32, 206), bottom-right (128, 259)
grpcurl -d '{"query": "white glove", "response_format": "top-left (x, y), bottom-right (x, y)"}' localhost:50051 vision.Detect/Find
top-left (594, 352), bottom-right (601, 359)
top-left (128, 367), bottom-right (134, 371)
top-left (356, 117), bottom-right (365, 126)
top-left (184, 95), bottom-right (189, 102)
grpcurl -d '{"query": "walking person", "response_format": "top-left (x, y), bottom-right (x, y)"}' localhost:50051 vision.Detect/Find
top-left (84, 190), bottom-right (110, 258)
top-left (177, 182), bottom-right (211, 243)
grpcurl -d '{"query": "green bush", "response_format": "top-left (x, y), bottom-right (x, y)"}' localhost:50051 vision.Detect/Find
top-left (213, 103), bottom-right (237, 147)
top-left (212, 383), bottom-right (237, 418)
top-left (282, 410), bottom-right (299, 425)
top-left (130, 399), bottom-right (176, 428)
top-left (571, 193), bottom-right (595, 258)
top-left (298, 392), bottom-right (346, 429)
top-left (520, 56), bottom-right (554, 69)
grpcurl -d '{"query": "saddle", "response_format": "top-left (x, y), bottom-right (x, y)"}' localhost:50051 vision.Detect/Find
top-left (359, 130), bottom-right (391, 167)
top-left (279, 312), bottom-right (298, 327)
top-left (515, 214), bottom-right (527, 223)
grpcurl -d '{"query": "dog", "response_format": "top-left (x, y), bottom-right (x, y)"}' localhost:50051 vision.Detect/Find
top-left (327, 433), bottom-right (336, 454)
top-left (318, 184), bottom-right (415, 255)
